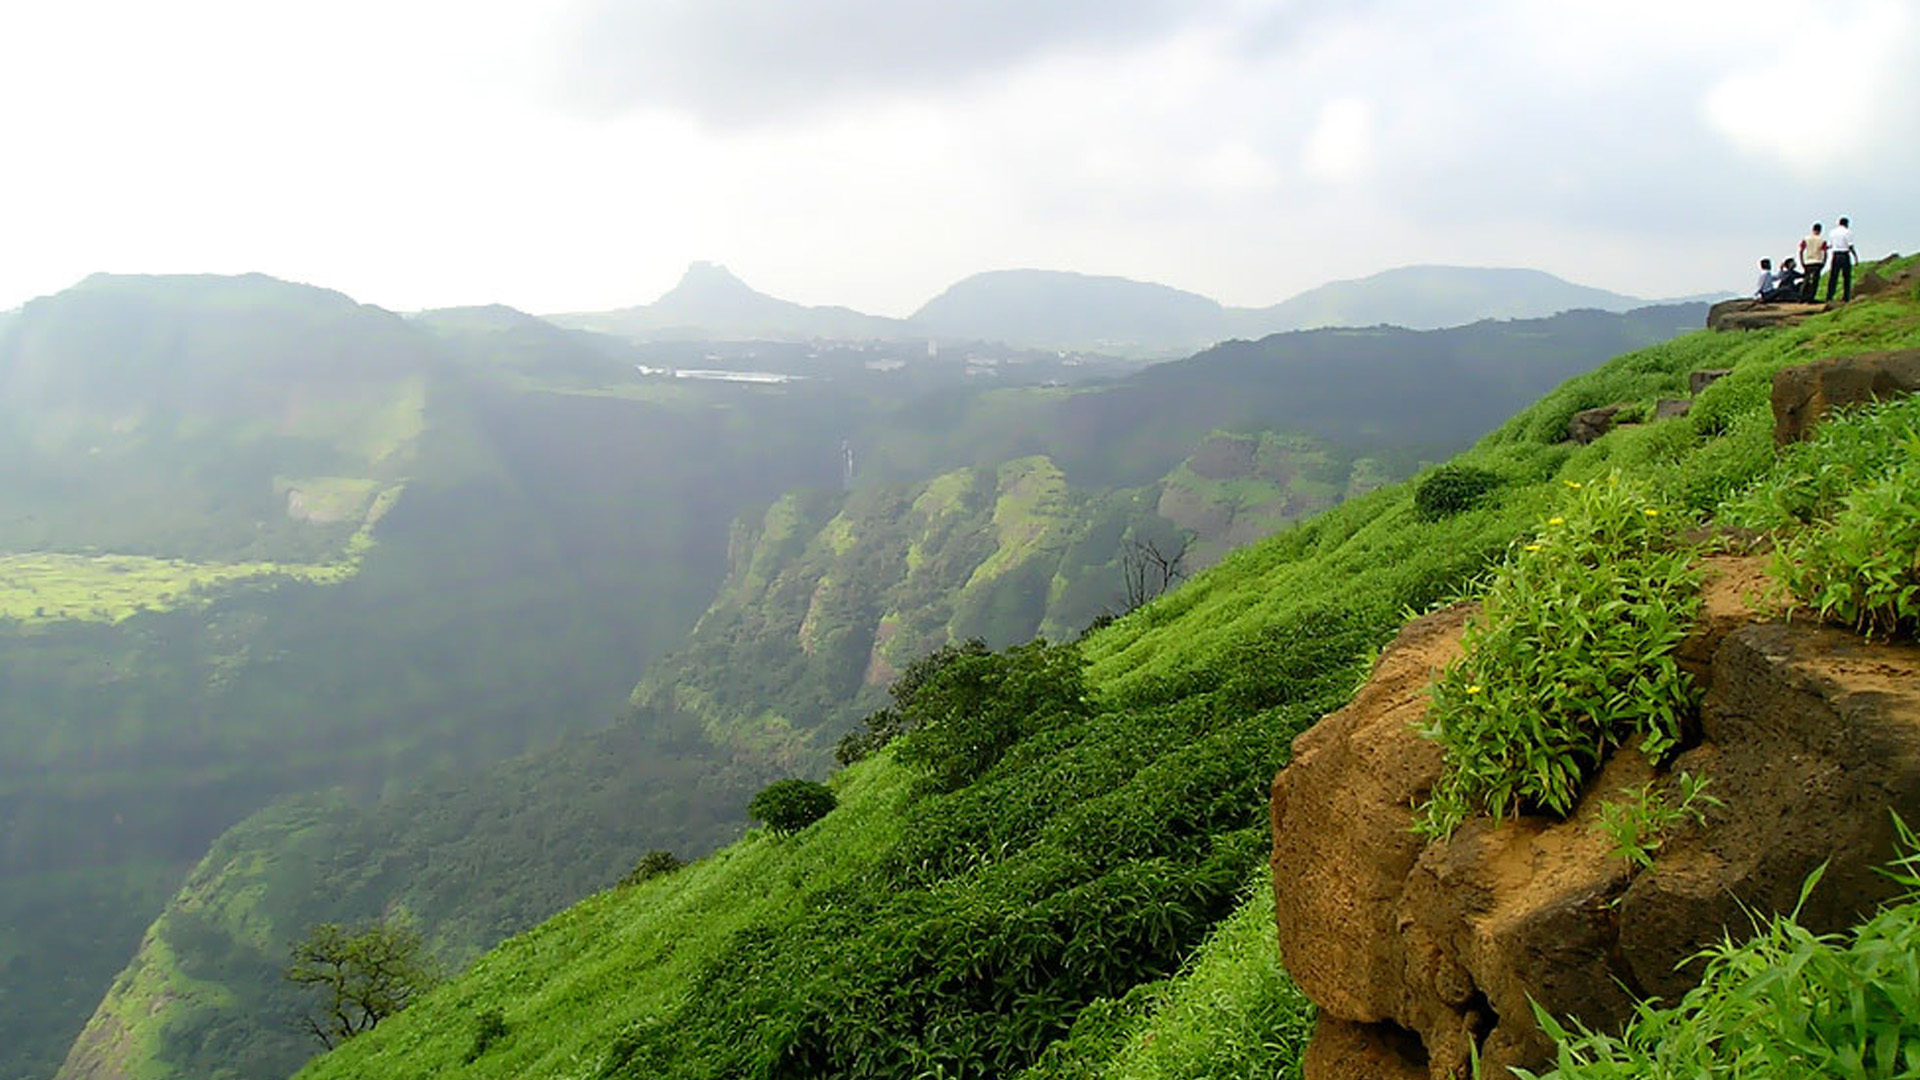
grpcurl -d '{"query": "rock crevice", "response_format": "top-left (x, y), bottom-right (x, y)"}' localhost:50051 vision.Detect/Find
top-left (1272, 556), bottom-right (1920, 1079)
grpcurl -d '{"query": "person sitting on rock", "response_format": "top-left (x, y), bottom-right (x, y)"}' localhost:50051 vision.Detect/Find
top-left (1762, 259), bottom-right (1803, 303)
top-left (1754, 258), bottom-right (1778, 300)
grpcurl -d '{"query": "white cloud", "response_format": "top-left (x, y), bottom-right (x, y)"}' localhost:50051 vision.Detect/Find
top-left (1301, 98), bottom-right (1374, 184)
top-left (1701, 2), bottom-right (1918, 176)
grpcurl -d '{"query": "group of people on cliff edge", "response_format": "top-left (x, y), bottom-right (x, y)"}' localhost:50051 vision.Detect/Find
top-left (1754, 218), bottom-right (1857, 304)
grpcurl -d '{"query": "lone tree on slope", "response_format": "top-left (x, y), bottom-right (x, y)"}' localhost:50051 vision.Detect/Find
top-left (285, 913), bottom-right (440, 1049)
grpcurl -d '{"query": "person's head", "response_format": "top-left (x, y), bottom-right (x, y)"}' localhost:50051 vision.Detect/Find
top-left (1812, 222), bottom-right (1823, 234)
top-left (1761, 258), bottom-right (1773, 269)
top-left (1784, 258), bottom-right (1797, 270)
top-left (1839, 216), bottom-right (1849, 227)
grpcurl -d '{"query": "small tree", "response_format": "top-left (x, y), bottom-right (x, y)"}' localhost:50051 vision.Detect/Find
top-left (1121, 534), bottom-right (1191, 613)
top-left (286, 914), bottom-right (440, 1049)
top-left (749, 779), bottom-right (837, 835)
top-left (619, 849), bottom-right (685, 887)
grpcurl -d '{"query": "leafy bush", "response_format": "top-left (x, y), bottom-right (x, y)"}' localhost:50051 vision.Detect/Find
top-left (1517, 834), bottom-right (1920, 1079)
top-left (747, 779), bottom-right (837, 835)
top-left (1722, 394), bottom-right (1920, 530)
top-left (1774, 457), bottom-right (1920, 638)
top-left (832, 707), bottom-right (910, 767)
top-left (894, 639), bottom-right (1093, 791)
top-left (618, 850), bottom-right (685, 887)
top-left (463, 1007), bottom-right (507, 1063)
top-left (1418, 474), bottom-right (1703, 838)
top-left (1414, 465), bottom-right (1504, 521)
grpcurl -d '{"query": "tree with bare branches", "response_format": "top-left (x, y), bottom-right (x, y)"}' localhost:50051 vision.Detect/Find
top-left (1120, 534), bottom-right (1192, 613)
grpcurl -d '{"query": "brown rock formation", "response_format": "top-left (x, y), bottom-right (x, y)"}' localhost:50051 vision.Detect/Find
top-left (1707, 299), bottom-right (1828, 331)
top-left (1771, 348), bottom-right (1920, 446)
top-left (1689, 368), bottom-right (1731, 396)
top-left (1567, 403), bottom-right (1629, 444)
top-left (1272, 556), bottom-right (1920, 1079)
top-left (1652, 398), bottom-right (1691, 420)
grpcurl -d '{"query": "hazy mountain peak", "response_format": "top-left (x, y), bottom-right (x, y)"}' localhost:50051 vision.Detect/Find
top-left (661, 261), bottom-right (761, 305)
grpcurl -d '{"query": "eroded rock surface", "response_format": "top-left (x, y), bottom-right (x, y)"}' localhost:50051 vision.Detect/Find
top-left (1273, 557), bottom-right (1920, 1079)
top-left (1707, 299), bottom-right (1828, 331)
top-left (1772, 348), bottom-right (1920, 446)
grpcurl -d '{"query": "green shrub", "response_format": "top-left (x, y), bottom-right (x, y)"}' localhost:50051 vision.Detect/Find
top-left (833, 707), bottom-right (910, 767)
top-left (463, 1007), bottom-right (507, 1063)
top-left (1418, 474), bottom-right (1703, 838)
top-left (894, 639), bottom-right (1092, 792)
top-left (747, 779), bottom-right (838, 835)
top-left (1517, 833), bottom-right (1920, 1079)
top-left (1723, 394), bottom-right (1920, 530)
top-left (1414, 465), bottom-right (1504, 521)
top-left (1774, 457), bottom-right (1920, 638)
top-left (618, 849), bottom-right (685, 887)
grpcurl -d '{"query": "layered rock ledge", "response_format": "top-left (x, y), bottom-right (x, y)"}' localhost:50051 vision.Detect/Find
top-left (1271, 557), bottom-right (1920, 1079)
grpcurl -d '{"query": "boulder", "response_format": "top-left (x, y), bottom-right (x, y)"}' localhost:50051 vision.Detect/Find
top-left (1567, 403), bottom-right (1628, 444)
top-left (1688, 368), bottom-right (1731, 396)
top-left (1707, 299), bottom-right (1828, 331)
top-left (1303, 1019), bottom-right (1429, 1080)
top-left (1652, 398), bottom-right (1691, 420)
top-left (1771, 348), bottom-right (1920, 446)
top-left (1272, 556), bottom-right (1920, 1080)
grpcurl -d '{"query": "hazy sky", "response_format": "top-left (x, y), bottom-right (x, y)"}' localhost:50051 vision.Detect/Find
top-left (2, 0), bottom-right (1915, 317)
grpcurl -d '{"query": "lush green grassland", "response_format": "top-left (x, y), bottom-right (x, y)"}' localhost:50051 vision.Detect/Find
top-left (294, 262), bottom-right (1920, 1080)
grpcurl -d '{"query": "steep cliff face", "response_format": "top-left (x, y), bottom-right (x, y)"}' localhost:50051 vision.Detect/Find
top-left (1271, 556), bottom-right (1920, 1079)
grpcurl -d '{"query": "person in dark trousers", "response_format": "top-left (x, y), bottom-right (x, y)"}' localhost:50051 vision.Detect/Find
top-left (1799, 223), bottom-right (1827, 302)
top-left (1764, 259), bottom-right (1803, 302)
top-left (1826, 217), bottom-right (1855, 302)
top-left (1754, 258), bottom-right (1778, 299)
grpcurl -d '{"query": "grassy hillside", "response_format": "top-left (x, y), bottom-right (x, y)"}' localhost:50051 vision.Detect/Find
top-left (291, 257), bottom-right (1919, 1080)
top-left (56, 298), bottom-right (1715, 1080)
top-left (0, 277), bottom-right (880, 1080)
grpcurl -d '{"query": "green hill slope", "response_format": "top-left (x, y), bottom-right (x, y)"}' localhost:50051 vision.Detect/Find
top-left (0, 276), bottom-right (873, 1080)
top-left (55, 299), bottom-right (1715, 1080)
top-left (287, 258), bottom-right (1919, 1080)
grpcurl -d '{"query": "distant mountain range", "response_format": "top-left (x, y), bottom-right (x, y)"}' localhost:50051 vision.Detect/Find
top-left (554, 262), bottom-right (1727, 356)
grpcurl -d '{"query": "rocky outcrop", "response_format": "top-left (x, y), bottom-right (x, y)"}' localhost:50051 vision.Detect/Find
top-left (1707, 299), bottom-right (1828, 331)
top-left (1272, 557), bottom-right (1920, 1079)
top-left (1771, 348), bottom-right (1920, 446)
top-left (1567, 403), bottom-right (1628, 444)
top-left (1688, 368), bottom-right (1730, 395)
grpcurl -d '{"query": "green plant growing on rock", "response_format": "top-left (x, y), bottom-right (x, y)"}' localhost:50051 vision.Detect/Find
top-left (1418, 474), bottom-right (1703, 839)
top-left (1515, 824), bottom-right (1920, 1079)
top-left (748, 779), bottom-right (838, 835)
top-left (1591, 772), bottom-right (1720, 870)
top-left (1774, 456), bottom-right (1920, 639)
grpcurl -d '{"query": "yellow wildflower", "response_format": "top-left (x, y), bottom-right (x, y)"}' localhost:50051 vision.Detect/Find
top-left (1549, 516), bottom-right (1565, 525)
top-left (1466, 684), bottom-right (1484, 695)
top-left (1643, 508), bottom-right (1659, 517)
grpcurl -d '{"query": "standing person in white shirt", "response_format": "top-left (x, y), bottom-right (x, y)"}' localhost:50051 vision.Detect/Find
top-left (1799, 223), bottom-right (1829, 302)
top-left (1826, 217), bottom-right (1856, 303)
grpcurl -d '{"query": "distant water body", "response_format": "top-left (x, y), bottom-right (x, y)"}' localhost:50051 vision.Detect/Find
top-left (635, 365), bottom-right (803, 384)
